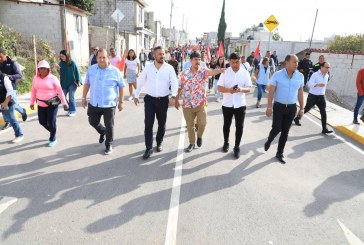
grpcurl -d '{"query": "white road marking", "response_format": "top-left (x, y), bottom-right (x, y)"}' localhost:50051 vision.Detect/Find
top-left (337, 219), bottom-right (364, 245)
top-left (304, 115), bottom-right (364, 155)
top-left (164, 117), bottom-right (186, 245)
top-left (0, 196), bottom-right (18, 215)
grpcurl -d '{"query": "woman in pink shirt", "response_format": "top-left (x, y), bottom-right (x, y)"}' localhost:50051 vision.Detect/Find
top-left (30, 60), bottom-right (68, 147)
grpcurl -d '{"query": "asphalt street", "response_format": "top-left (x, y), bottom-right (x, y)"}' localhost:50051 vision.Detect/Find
top-left (0, 90), bottom-right (363, 245)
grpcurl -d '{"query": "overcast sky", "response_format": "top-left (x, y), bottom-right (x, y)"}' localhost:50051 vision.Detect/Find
top-left (146, 0), bottom-right (363, 41)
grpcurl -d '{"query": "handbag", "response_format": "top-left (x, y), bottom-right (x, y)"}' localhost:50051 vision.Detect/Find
top-left (37, 95), bottom-right (61, 107)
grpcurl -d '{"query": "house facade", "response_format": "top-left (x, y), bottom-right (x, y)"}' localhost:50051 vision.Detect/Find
top-left (0, 0), bottom-right (90, 66)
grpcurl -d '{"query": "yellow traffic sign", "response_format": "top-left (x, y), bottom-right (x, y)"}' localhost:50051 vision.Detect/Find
top-left (264, 15), bottom-right (279, 32)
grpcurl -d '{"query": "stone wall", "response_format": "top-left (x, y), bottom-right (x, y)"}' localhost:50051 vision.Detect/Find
top-left (310, 50), bottom-right (364, 99)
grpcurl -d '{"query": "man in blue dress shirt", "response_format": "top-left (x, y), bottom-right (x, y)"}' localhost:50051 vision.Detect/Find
top-left (82, 48), bottom-right (125, 155)
top-left (264, 54), bottom-right (304, 164)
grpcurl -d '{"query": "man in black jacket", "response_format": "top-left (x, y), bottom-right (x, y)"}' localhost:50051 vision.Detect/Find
top-left (0, 49), bottom-right (27, 130)
top-left (298, 52), bottom-right (313, 86)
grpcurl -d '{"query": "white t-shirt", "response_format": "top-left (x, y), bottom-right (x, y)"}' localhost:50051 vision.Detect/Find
top-left (240, 62), bottom-right (252, 72)
top-left (125, 58), bottom-right (140, 71)
top-left (217, 67), bottom-right (252, 108)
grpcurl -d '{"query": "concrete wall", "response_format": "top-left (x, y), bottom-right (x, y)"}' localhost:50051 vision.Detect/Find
top-left (0, 0), bottom-right (89, 66)
top-left (310, 51), bottom-right (364, 98)
top-left (89, 26), bottom-right (125, 56)
top-left (0, 0), bottom-right (63, 51)
top-left (245, 40), bottom-right (327, 62)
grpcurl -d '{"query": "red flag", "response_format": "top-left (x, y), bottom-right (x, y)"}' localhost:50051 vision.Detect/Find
top-left (206, 46), bottom-right (212, 62)
top-left (218, 41), bottom-right (224, 57)
top-left (254, 41), bottom-right (261, 58)
top-left (118, 50), bottom-right (127, 72)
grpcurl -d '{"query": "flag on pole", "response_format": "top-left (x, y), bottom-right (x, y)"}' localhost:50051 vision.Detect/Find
top-left (206, 46), bottom-right (212, 62)
top-left (254, 41), bottom-right (261, 58)
top-left (118, 49), bottom-right (127, 72)
top-left (218, 41), bottom-right (224, 57)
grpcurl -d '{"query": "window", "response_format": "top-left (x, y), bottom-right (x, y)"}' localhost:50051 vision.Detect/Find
top-left (139, 6), bottom-right (143, 24)
top-left (76, 15), bottom-right (83, 34)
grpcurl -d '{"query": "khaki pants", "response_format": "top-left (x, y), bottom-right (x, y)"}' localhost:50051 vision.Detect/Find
top-left (183, 105), bottom-right (207, 144)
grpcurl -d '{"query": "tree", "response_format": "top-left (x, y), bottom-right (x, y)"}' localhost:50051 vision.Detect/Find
top-left (272, 29), bottom-right (282, 41)
top-left (328, 34), bottom-right (364, 52)
top-left (217, 0), bottom-right (227, 45)
top-left (62, 0), bottom-right (94, 13)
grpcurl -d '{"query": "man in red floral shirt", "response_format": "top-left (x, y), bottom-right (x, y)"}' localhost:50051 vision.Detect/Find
top-left (175, 51), bottom-right (225, 152)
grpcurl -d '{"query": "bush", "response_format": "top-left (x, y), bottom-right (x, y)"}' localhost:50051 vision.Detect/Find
top-left (0, 23), bottom-right (57, 94)
top-left (327, 34), bottom-right (364, 52)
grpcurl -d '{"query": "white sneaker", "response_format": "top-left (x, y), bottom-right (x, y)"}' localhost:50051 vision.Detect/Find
top-left (128, 96), bottom-right (134, 101)
top-left (12, 136), bottom-right (24, 143)
top-left (216, 98), bottom-right (221, 102)
top-left (68, 112), bottom-right (76, 117)
top-left (264, 89), bottom-right (269, 93)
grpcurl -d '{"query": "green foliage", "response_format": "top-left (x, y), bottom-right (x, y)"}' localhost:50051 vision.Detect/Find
top-left (242, 24), bottom-right (258, 35)
top-left (0, 23), bottom-right (57, 94)
top-left (217, 0), bottom-right (227, 45)
top-left (327, 34), bottom-right (364, 52)
top-left (63, 0), bottom-right (94, 13)
top-left (272, 29), bottom-right (282, 41)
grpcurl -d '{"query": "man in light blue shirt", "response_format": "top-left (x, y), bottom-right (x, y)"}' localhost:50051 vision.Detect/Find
top-left (264, 54), bottom-right (304, 164)
top-left (82, 48), bottom-right (125, 155)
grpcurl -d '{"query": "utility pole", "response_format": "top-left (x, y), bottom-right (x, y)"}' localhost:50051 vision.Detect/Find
top-left (309, 9), bottom-right (319, 50)
top-left (63, 0), bottom-right (69, 53)
top-left (169, 0), bottom-right (173, 47)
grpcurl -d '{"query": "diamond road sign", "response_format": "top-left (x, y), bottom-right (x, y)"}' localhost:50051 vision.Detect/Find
top-left (264, 15), bottom-right (279, 32)
top-left (111, 8), bottom-right (124, 23)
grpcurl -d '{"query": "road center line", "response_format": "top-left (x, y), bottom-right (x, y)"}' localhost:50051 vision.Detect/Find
top-left (305, 115), bottom-right (364, 156)
top-left (0, 196), bottom-right (18, 215)
top-left (164, 116), bottom-right (186, 245)
top-left (337, 219), bottom-right (364, 245)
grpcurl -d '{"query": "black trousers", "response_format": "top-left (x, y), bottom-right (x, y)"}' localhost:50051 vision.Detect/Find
top-left (144, 94), bottom-right (169, 150)
top-left (267, 102), bottom-right (297, 155)
top-left (87, 103), bottom-right (115, 147)
top-left (304, 93), bottom-right (327, 130)
top-left (222, 106), bottom-right (246, 147)
top-left (38, 105), bottom-right (58, 141)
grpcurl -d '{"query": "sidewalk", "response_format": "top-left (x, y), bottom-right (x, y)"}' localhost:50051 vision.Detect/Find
top-left (1, 89), bottom-right (364, 145)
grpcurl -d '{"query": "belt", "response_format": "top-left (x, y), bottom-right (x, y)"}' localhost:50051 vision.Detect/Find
top-left (146, 94), bottom-right (169, 99)
top-left (274, 101), bottom-right (296, 107)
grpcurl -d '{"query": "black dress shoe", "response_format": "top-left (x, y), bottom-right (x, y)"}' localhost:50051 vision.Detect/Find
top-left (353, 119), bottom-right (360, 125)
top-left (185, 144), bottom-right (194, 153)
top-left (322, 129), bottom-right (334, 134)
top-left (264, 141), bottom-right (271, 151)
top-left (233, 146), bottom-right (240, 159)
top-left (143, 149), bottom-right (153, 159)
top-left (156, 143), bottom-right (163, 152)
top-left (197, 138), bottom-right (202, 147)
top-left (99, 133), bottom-right (105, 143)
top-left (105, 145), bottom-right (113, 155)
top-left (276, 154), bottom-right (286, 164)
top-left (222, 142), bottom-right (229, 153)
top-left (294, 117), bottom-right (301, 126)
top-left (22, 111), bottom-right (28, 121)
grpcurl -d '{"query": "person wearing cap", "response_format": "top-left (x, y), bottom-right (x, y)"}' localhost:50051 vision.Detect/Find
top-left (82, 48), bottom-right (125, 155)
top-left (54, 50), bottom-right (82, 117)
top-left (168, 53), bottom-right (179, 75)
top-left (0, 49), bottom-right (27, 130)
top-left (175, 51), bottom-right (226, 153)
top-left (264, 55), bottom-right (304, 164)
top-left (0, 72), bottom-right (24, 143)
top-left (30, 60), bottom-right (68, 147)
top-left (89, 46), bottom-right (99, 66)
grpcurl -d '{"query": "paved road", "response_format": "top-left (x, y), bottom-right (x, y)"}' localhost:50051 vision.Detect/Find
top-left (0, 90), bottom-right (363, 245)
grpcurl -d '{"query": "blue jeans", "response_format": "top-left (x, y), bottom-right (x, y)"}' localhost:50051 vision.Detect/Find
top-left (140, 60), bottom-right (146, 71)
top-left (354, 95), bottom-right (364, 120)
top-left (62, 83), bottom-right (77, 113)
top-left (257, 84), bottom-right (266, 102)
top-left (2, 100), bottom-right (23, 137)
top-left (213, 79), bottom-right (222, 99)
top-left (2, 90), bottom-right (25, 123)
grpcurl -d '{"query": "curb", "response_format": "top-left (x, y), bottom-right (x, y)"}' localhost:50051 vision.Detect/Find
top-left (308, 109), bottom-right (364, 145)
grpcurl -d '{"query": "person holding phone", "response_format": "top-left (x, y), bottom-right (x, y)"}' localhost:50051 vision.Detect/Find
top-left (217, 53), bottom-right (252, 158)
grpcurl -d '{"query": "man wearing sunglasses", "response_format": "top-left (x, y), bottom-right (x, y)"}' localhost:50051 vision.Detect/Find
top-left (294, 62), bottom-right (333, 134)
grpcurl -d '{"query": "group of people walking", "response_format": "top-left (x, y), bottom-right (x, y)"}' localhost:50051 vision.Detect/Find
top-left (2, 45), bottom-right (364, 164)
